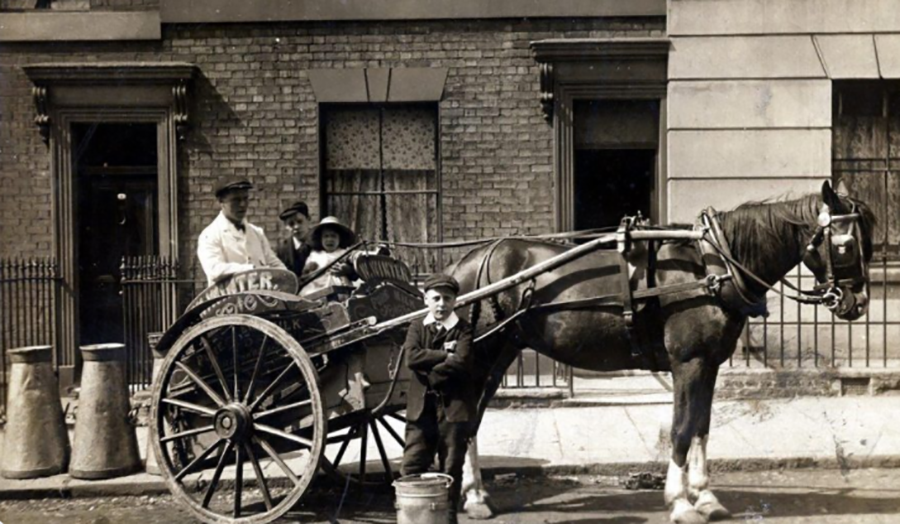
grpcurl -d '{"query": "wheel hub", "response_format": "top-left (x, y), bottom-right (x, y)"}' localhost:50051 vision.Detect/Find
top-left (214, 403), bottom-right (252, 442)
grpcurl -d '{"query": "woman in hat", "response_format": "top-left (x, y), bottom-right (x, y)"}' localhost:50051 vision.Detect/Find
top-left (300, 216), bottom-right (358, 296)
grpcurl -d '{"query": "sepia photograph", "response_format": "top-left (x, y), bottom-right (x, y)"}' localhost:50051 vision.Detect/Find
top-left (0, 0), bottom-right (898, 523)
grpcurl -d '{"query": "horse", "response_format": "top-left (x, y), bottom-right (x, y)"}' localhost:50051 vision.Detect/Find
top-left (450, 181), bottom-right (874, 524)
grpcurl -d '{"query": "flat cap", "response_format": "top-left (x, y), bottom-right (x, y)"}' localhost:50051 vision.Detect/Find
top-left (215, 177), bottom-right (253, 199)
top-left (279, 200), bottom-right (310, 220)
top-left (423, 273), bottom-right (460, 294)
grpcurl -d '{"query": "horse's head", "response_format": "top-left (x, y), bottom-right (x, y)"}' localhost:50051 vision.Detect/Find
top-left (802, 181), bottom-right (875, 321)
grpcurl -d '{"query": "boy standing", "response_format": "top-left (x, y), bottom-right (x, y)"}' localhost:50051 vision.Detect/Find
top-left (401, 274), bottom-right (475, 524)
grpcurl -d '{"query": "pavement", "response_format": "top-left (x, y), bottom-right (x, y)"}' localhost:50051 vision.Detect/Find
top-left (1, 374), bottom-right (900, 500)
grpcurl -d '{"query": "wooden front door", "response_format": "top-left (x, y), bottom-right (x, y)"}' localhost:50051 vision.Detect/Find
top-left (74, 123), bottom-right (158, 346)
top-left (571, 99), bottom-right (661, 230)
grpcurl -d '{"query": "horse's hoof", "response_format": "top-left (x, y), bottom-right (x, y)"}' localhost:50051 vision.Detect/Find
top-left (464, 498), bottom-right (495, 520)
top-left (694, 491), bottom-right (730, 521)
top-left (696, 500), bottom-right (730, 521)
top-left (671, 500), bottom-right (708, 524)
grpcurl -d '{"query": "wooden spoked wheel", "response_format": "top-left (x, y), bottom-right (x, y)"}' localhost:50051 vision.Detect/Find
top-left (151, 315), bottom-right (325, 524)
top-left (321, 408), bottom-right (407, 487)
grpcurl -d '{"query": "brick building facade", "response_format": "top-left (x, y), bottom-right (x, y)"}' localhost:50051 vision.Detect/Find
top-left (1, 0), bottom-right (897, 385)
top-left (0, 1), bottom-right (666, 380)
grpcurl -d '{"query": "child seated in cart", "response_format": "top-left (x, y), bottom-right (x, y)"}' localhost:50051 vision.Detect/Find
top-left (401, 274), bottom-right (475, 524)
top-left (300, 216), bottom-right (358, 297)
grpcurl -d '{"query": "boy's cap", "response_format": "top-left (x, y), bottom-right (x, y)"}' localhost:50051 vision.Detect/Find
top-left (423, 274), bottom-right (460, 294)
top-left (279, 201), bottom-right (310, 220)
top-left (215, 177), bottom-right (253, 199)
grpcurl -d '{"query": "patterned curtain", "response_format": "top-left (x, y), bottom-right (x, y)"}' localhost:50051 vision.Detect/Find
top-left (383, 107), bottom-right (437, 271)
top-left (323, 105), bottom-right (438, 271)
top-left (324, 107), bottom-right (382, 244)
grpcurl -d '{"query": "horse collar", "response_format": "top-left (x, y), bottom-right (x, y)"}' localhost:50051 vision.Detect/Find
top-left (697, 209), bottom-right (769, 317)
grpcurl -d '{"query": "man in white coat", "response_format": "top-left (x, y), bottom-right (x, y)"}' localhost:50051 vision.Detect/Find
top-left (197, 178), bottom-right (286, 286)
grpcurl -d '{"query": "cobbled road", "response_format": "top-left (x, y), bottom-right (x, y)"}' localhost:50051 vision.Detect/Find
top-left (1, 468), bottom-right (899, 523)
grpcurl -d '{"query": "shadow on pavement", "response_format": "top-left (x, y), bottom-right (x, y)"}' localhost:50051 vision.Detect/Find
top-left (498, 482), bottom-right (900, 522)
top-left (717, 487), bottom-right (900, 519)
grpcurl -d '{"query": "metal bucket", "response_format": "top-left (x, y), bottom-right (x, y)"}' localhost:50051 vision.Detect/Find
top-left (394, 473), bottom-right (453, 524)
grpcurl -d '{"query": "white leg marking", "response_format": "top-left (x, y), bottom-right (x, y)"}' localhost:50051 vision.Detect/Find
top-left (665, 459), bottom-right (687, 506)
top-left (687, 435), bottom-right (709, 500)
top-left (688, 436), bottom-right (730, 521)
top-left (462, 439), bottom-right (495, 519)
top-left (667, 459), bottom-right (707, 524)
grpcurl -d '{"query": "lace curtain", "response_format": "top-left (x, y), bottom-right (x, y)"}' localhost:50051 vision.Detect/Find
top-left (324, 105), bottom-right (438, 272)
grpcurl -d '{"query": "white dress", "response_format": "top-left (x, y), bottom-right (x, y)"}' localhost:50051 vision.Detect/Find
top-left (301, 248), bottom-right (351, 296)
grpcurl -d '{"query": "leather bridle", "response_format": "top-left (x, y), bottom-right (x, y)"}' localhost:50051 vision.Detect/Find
top-left (800, 202), bottom-right (868, 311)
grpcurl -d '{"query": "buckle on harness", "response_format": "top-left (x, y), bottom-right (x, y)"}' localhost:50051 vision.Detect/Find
top-left (705, 274), bottom-right (722, 293)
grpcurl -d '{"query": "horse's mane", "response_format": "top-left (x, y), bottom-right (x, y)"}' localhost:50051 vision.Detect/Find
top-left (720, 192), bottom-right (877, 269)
top-left (443, 192), bottom-right (876, 279)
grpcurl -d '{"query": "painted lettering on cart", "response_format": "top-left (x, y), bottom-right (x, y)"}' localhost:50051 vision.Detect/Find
top-left (354, 254), bottom-right (413, 286)
top-left (187, 269), bottom-right (299, 311)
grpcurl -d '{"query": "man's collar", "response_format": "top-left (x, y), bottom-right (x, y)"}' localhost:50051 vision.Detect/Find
top-left (292, 236), bottom-right (303, 250)
top-left (423, 312), bottom-right (459, 330)
top-left (218, 211), bottom-right (246, 232)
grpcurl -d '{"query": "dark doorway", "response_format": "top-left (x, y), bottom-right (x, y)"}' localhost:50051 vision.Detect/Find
top-left (573, 149), bottom-right (655, 230)
top-left (572, 99), bottom-right (660, 230)
top-left (73, 123), bottom-right (158, 346)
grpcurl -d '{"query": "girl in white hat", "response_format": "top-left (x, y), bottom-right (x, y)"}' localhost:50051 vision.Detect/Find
top-left (300, 216), bottom-right (358, 296)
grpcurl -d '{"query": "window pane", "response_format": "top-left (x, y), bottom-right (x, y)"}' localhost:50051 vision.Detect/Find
top-left (324, 169), bottom-right (381, 243)
top-left (386, 192), bottom-right (438, 274)
top-left (325, 107), bottom-right (380, 170)
top-left (832, 83), bottom-right (900, 250)
top-left (322, 104), bottom-right (438, 262)
top-left (382, 106), bottom-right (436, 171)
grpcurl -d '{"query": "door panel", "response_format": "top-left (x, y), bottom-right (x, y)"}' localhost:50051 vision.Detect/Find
top-left (74, 122), bottom-right (158, 346)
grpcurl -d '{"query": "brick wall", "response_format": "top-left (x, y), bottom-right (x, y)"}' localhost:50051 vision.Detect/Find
top-left (0, 18), bottom-right (664, 277)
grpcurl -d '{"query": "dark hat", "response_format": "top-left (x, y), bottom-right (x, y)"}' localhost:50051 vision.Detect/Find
top-left (423, 273), bottom-right (460, 295)
top-left (279, 200), bottom-right (310, 221)
top-left (215, 177), bottom-right (253, 199)
top-left (308, 216), bottom-right (357, 249)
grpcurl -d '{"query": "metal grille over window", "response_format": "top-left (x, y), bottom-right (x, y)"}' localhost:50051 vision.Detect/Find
top-left (742, 81), bottom-right (900, 370)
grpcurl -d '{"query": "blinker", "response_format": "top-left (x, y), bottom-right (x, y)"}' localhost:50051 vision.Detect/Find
top-left (817, 211), bottom-right (832, 227)
top-left (831, 234), bottom-right (859, 268)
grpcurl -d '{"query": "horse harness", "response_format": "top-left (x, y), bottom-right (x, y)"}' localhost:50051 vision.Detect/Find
top-left (470, 205), bottom-right (866, 372)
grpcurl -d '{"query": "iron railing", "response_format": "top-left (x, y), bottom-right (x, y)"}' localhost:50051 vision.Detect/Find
top-left (740, 255), bottom-right (899, 369)
top-left (0, 258), bottom-right (62, 415)
top-left (120, 256), bottom-right (203, 389)
top-left (8, 246), bottom-right (891, 411)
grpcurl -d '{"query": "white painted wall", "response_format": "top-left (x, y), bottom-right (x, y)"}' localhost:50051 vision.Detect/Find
top-left (666, 0), bottom-right (900, 222)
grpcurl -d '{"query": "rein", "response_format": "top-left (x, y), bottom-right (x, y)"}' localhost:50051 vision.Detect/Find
top-left (699, 205), bottom-right (864, 311)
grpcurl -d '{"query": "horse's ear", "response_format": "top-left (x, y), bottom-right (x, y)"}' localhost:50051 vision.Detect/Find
top-left (834, 179), bottom-right (850, 196)
top-left (822, 180), bottom-right (840, 209)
